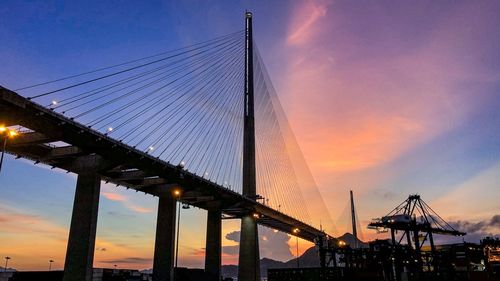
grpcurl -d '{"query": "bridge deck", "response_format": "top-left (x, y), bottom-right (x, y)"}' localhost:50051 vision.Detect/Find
top-left (0, 86), bottom-right (326, 242)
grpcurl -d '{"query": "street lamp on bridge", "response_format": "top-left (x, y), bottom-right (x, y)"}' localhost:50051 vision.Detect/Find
top-left (293, 228), bottom-right (300, 268)
top-left (173, 188), bottom-right (190, 280)
top-left (0, 126), bottom-right (18, 174)
top-left (4, 257), bottom-right (11, 272)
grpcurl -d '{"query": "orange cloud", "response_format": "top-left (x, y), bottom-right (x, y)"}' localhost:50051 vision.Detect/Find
top-left (278, 2), bottom-right (490, 184)
top-left (0, 203), bottom-right (157, 271)
top-left (0, 205), bottom-right (68, 270)
top-left (127, 204), bottom-right (153, 213)
top-left (102, 192), bottom-right (127, 202)
top-left (101, 185), bottom-right (154, 214)
top-left (94, 238), bottom-right (154, 269)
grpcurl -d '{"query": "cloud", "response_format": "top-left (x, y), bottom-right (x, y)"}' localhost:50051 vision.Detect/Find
top-left (451, 215), bottom-right (500, 234)
top-left (287, 1), bottom-right (330, 45)
top-left (102, 192), bottom-right (127, 201)
top-left (224, 227), bottom-right (294, 261)
top-left (106, 211), bottom-right (135, 218)
top-left (0, 205), bottom-right (67, 236)
top-left (445, 215), bottom-right (500, 243)
top-left (282, 1), bottom-right (498, 176)
top-left (225, 231), bottom-right (240, 242)
top-left (431, 163), bottom-right (500, 219)
top-left (101, 185), bottom-right (154, 213)
top-left (272, 1), bottom-right (500, 230)
top-left (222, 245), bottom-right (239, 256)
top-left (127, 204), bottom-right (153, 213)
top-left (0, 204), bottom-right (69, 270)
top-left (491, 215), bottom-right (500, 227)
top-left (188, 248), bottom-right (205, 257)
top-left (100, 257), bottom-right (152, 264)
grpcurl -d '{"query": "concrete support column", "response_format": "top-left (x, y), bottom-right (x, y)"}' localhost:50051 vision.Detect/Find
top-left (205, 209), bottom-right (221, 280)
top-left (153, 195), bottom-right (176, 281)
top-left (238, 215), bottom-right (260, 281)
top-left (63, 169), bottom-right (101, 281)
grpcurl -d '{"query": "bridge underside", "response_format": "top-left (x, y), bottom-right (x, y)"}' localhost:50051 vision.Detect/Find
top-left (1, 87), bottom-right (327, 279)
top-left (1, 87), bottom-right (323, 241)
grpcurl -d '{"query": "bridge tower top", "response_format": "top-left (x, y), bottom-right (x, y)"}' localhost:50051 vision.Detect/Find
top-left (243, 10), bottom-right (256, 199)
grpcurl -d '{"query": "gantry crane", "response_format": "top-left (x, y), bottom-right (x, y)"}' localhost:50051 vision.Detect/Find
top-left (369, 194), bottom-right (465, 278)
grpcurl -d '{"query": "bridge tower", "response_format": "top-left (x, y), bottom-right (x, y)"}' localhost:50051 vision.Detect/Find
top-left (350, 190), bottom-right (358, 248)
top-left (238, 11), bottom-right (260, 281)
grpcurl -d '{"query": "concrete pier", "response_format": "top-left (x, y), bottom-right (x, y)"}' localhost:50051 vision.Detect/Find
top-left (205, 208), bottom-right (222, 280)
top-left (152, 194), bottom-right (177, 281)
top-left (238, 214), bottom-right (260, 281)
top-left (63, 161), bottom-right (102, 281)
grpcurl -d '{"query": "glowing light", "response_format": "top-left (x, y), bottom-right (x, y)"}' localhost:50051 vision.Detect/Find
top-left (148, 146), bottom-right (154, 151)
top-left (51, 100), bottom-right (58, 106)
top-left (0, 126), bottom-right (6, 133)
top-left (179, 160), bottom-right (185, 168)
top-left (107, 127), bottom-right (113, 132)
top-left (293, 228), bottom-right (300, 234)
top-left (273, 229), bottom-right (279, 233)
top-left (173, 189), bottom-right (181, 197)
top-left (8, 130), bottom-right (17, 137)
top-left (253, 213), bottom-right (260, 219)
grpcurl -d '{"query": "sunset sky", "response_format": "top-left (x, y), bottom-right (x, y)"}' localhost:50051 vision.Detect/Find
top-left (1, 0), bottom-right (500, 271)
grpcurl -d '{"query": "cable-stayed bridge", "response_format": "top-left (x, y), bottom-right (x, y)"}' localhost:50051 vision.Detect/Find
top-left (0, 12), bottom-right (334, 281)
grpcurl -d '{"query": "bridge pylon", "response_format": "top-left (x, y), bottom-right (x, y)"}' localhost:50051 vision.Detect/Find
top-left (238, 11), bottom-right (260, 281)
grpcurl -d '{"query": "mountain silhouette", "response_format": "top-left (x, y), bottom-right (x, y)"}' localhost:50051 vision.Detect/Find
top-left (221, 232), bottom-right (367, 278)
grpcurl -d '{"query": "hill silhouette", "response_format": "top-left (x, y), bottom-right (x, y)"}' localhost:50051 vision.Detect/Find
top-left (221, 233), bottom-right (367, 278)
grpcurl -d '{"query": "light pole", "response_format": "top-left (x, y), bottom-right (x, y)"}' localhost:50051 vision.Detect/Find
top-left (0, 126), bottom-right (18, 174)
top-left (174, 189), bottom-right (182, 281)
top-left (293, 228), bottom-right (300, 268)
top-left (49, 260), bottom-right (54, 271)
top-left (4, 257), bottom-right (11, 272)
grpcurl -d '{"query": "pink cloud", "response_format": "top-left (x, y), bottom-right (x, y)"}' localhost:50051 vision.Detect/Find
top-left (287, 1), bottom-right (330, 45)
top-left (102, 191), bottom-right (127, 202)
top-left (280, 1), bottom-right (494, 180)
top-left (127, 204), bottom-right (153, 213)
top-left (0, 205), bottom-right (68, 236)
top-left (101, 185), bottom-right (154, 213)
top-left (269, 0), bottom-right (500, 233)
